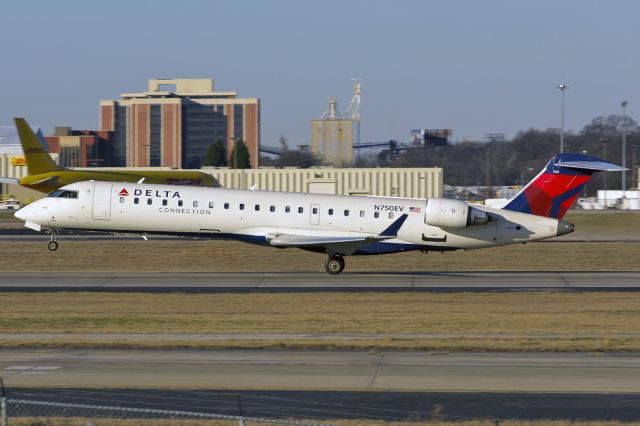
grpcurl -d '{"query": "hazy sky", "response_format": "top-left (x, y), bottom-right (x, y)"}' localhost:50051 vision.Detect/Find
top-left (1, 0), bottom-right (638, 146)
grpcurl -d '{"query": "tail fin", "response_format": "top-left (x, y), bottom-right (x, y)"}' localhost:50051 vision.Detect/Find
top-left (503, 153), bottom-right (625, 219)
top-left (14, 118), bottom-right (63, 175)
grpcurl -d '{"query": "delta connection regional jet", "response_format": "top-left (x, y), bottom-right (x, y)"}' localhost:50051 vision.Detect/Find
top-left (15, 153), bottom-right (624, 274)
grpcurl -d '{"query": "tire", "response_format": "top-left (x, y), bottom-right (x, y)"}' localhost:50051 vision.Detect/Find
top-left (48, 241), bottom-right (59, 251)
top-left (324, 257), bottom-right (345, 275)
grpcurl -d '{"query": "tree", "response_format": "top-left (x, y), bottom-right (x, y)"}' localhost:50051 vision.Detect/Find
top-left (203, 140), bottom-right (227, 167)
top-left (275, 147), bottom-right (320, 168)
top-left (231, 139), bottom-right (251, 169)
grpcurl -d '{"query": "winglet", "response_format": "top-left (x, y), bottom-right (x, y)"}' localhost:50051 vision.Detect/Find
top-left (377, 213), bottom-right (408, 238)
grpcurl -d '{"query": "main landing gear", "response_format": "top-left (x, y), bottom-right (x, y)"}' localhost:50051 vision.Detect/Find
top-left (47, 229), bottom-right (59, 251)
top-left (323, 254), bottom-right (345, 275)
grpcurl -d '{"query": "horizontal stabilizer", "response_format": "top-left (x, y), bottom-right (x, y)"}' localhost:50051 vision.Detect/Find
top-left (554, 160), bottom-right (627, 172)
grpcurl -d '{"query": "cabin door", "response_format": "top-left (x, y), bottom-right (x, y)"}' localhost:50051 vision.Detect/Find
top-left (309, 203), bottom-right (320, 225)
top-left (92, 182), bottom-right (113, 220)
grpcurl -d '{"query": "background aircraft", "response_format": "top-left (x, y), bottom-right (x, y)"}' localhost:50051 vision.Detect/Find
top-left (14, 153), bottom-right (624, 274)
top-left (0, 118), bottom-right (219, 193)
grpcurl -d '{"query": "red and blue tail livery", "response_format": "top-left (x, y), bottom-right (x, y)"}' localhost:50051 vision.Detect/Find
top-left (503, 153), bottom-right (625, 219)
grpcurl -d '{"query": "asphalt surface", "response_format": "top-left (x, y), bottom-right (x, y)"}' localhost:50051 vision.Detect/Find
top-left (2, 349), bottom-right (639, 421)
top-left (9, 388), bottom-right (640, 422)
top-left (0, 271), bottom-right (638, 292)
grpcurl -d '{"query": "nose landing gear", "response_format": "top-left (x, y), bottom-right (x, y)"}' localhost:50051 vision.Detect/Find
top-left (323, 255), bottom-right (345, 275)
top-left (47, 229), bottom-right (59, 251)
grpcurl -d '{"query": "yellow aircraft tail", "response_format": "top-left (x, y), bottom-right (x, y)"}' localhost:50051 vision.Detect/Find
top-left (14, 118), bottom-right (64, 175)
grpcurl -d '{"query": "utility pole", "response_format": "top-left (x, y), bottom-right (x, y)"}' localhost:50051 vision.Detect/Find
top-left (558, 83), bottom-right (569, 154)
top-left (632, 145), bottom-right (638, 190)
top-left (485, 145), bottom-right (492, 199)
top-left (621, 101), bottom-right (628, 192)
top-left (601, 139), bottom-right (608, 208)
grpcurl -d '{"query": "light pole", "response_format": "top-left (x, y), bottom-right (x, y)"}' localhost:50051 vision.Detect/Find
top-left (601, 138), bottom-right (608, 208)
top-left (632, 145), bottom-right (638, 190)
top-left (621, 101), bottom-right (628, 192)
top-left (558, 83), bottom-right (569, 154)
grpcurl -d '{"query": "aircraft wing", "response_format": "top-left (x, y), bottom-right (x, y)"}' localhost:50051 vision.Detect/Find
top-left (0, 177), bottom-right (19, 184)
top-left (267, 214), bottom-right (408, 255)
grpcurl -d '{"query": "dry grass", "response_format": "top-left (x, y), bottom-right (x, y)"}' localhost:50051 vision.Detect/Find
top-left (0, 240), bottom-right (638, 272)
top-left (1, 292), bottom-right (639, 351)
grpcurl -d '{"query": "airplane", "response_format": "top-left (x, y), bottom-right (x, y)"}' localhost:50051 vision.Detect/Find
top-left (0, 118), bottom-right (219, 193)
top-left (14, 153), bottom-right (624, 274)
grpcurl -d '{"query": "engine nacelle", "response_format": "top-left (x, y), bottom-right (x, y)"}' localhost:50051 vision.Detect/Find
top-left (424, 198), bottom-right (489, 228)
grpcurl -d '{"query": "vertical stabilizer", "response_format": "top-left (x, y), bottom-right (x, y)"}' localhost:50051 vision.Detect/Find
top-left (503, 153), bottom-right (625, 219)
top-left (14, 118), bottom-right (63, 175)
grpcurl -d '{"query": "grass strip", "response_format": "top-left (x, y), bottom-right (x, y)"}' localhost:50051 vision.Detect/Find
top-left (0, 292), bottom-right (638, 352)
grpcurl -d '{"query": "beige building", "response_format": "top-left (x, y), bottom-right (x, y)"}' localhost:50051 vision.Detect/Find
top-left (311, 96), bottom-right (354, 166)
top-left (203, 167), bottom-right (442, 199)
top-left (100, 78), bottom-right (260, 169)
top-left (311, 119), bottom-right (353, 166)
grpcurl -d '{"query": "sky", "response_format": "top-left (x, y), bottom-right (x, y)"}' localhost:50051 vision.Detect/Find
top-left (1, 0), bottom-right (638, 147)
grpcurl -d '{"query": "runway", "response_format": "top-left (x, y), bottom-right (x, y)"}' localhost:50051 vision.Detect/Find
top-left (1, 349), bottom-right (638, 392)
top-left (2, 349), bottom-right (639, 421)
top-left (0, 271), bottom-right (638, 292)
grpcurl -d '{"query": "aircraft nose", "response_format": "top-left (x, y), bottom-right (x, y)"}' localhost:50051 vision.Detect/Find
top-left (556, 220), bottom-right (575, 236)
top-left (14, 205), bottom-right (29, 221)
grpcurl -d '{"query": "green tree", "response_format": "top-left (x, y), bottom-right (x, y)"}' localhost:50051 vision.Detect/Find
top-left (203, 140), bottom-right (227, 167)
top-left (231, 139), bottom-right (251, 169)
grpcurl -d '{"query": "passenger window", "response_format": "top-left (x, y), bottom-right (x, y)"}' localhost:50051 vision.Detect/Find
top-left (147, 198), bottom-right (152, 205)
top-left (298, 207), bottom-right (303, 213)
top-left (119, 197), bottom-right (125, 204)
top-left (270, 205), bottom-right (275, 212)
top-left (374, 211), bottom-right (380, 218)
top-left (178, 200), bottom-right (183, 207)
top-left (285, 206), bottom-right (291, 213)
top-left (389, 212), bottom-right (394, 219)
top-left (134, 198), bottom-right (139, 205)
top-left (209, 201), bottom-right (214, 208)
top-left (193, 201), bottom-right (198, 208)
top-left (255, 204), bottom-right (260, 211)
top-left (162, 199), bottom-right (168, 206)
top-left (224, 203), bottom-right (229, 209)
top-left (312, 207), bottom-right (318, 214)
top-left (360, 210), bottom-right (365, 217)
top-left (328, 208), bottom-right (333, 215)
top-left (239, 203), bottom-right (245, 210)
top-left (344, 210), bottom-right (350, 216)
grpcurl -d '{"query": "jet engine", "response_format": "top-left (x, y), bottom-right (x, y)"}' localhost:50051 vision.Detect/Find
top-left (424, 198), bottom-right (489, 228)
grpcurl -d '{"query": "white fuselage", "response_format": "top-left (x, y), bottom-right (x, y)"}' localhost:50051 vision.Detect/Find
top-left (17, 181), bottom-right (566, 255)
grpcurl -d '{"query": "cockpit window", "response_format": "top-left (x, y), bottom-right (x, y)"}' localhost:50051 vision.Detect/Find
top-left (47, 189), bottom-right (78, 199)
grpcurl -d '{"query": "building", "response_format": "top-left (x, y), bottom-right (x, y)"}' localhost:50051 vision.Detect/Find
top-left (99, 78), bottom-right (260, 169)
top-left (0, 125), bottom-right (55, 202)
top-left (311, 97), bottom-right (354, 166)
top-left (45, 127), bottom-right (113, 167)
top-left (203, 166), bottom-right (442, 199)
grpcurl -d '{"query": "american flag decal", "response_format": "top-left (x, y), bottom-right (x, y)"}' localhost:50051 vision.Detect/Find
top-left (409, 207), bottom-right (422, 213)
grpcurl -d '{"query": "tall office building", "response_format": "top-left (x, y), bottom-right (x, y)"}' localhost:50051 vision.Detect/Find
top-left (99, 78), bottom-right (260, 168)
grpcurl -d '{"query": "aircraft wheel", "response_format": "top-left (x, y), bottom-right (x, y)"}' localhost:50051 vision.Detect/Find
top-left (324, 256), bottom-right (345, 275)
top-left (48, 241), bottom-right (59, 251)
